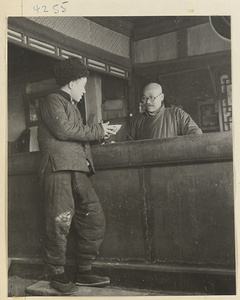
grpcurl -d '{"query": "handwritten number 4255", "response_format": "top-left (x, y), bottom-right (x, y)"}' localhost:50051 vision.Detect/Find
top-left (33, 1), bottom-right (68, 13)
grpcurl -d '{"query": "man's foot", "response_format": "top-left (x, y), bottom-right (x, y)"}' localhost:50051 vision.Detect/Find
top-left (50, 272), bottom-right (78, 295)
top-left (75, 270), bottom-right (110, 287)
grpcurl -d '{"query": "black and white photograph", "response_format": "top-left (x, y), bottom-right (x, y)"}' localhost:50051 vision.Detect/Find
top-left (4, 5), bottom-right (239, 299)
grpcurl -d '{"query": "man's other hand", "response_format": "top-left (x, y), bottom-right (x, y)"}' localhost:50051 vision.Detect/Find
top-left (102, 122), bottom-right (117, 139)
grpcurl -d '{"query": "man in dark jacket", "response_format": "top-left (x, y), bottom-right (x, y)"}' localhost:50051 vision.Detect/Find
top-left (37, 57), bottom-right (116, 294)
top-left (129, 83), bottom-right (202, 140)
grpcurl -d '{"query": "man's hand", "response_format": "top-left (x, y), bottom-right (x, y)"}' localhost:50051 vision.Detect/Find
top-left (102, 122), bottom-right (118, 139)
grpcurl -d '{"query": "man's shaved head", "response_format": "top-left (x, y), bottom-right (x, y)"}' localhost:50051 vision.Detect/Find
top-left (143, 83), bottom-right (162, 95)
top-left (142, 82), bottom-right (164, 114)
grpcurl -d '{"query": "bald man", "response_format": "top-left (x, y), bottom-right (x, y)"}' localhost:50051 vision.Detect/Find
top-left (129, 83), bottom-right (202, 140)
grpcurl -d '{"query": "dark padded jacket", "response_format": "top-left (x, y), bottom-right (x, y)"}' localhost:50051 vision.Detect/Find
top-left (129, 106), bottom-right (202, 140)
top-left (37, 90), bottom-right (105, 175)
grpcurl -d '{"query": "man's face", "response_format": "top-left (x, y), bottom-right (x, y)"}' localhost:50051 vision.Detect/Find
top-left (71, 77), bottom-right (87, 102)
top-left (142, 84), bottom-right (164, 113)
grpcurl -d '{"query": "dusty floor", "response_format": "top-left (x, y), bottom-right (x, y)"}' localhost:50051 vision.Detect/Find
top-left (8, 275), bottom-right (202, 297)
top-left (8, 276), bottom-right (158, 297)
top-left (8, 276), bottom-right (38, 297)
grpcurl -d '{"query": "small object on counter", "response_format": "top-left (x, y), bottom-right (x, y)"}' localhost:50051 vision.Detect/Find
top-left (101, 124), bottom-right (122, 145)
top-left (111, 124), bottom-right (122, 133)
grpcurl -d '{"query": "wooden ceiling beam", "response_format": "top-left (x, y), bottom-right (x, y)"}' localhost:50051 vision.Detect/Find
top-left (132, 16), bottom-right (210, 41)
top-left (133, 50), bottom-right (231, 76)
top-left (87, 16), bottom-right (210, 41)
top-left (8, 17), bottom-right (132, 69)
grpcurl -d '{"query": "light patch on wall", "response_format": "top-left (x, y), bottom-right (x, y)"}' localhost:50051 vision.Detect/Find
top-left (85, 73), bottom-right (102, 123)
top-left (134, 32), bottom-right (178, 63)
top-left (8, 83), bottom-right (26, 142)
top-left (188, 23), bottom-right (231, 56)
top-left (29, 126), bottom-right (39, 152)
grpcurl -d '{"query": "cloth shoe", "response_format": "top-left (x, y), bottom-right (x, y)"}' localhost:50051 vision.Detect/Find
top-left (75, 270), bottom-right (110, 287)
top-left (50, 272), bottom-right (78, 295)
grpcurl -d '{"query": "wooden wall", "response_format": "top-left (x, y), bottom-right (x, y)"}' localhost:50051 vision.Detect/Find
top-left (188, 23), bottom-right (231, 56)
top-left (134, 21), bottom-right (231, 64)
top-left (134, 31), bottom-right (178, 63)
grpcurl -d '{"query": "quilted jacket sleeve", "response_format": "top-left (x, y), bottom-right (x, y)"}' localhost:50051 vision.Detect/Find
top-left (39, 94), bottom-right (105, 142)
top-left (177, 108), bottom-right (203, 135)
top-left (128, 118), bottom-right (138, 140)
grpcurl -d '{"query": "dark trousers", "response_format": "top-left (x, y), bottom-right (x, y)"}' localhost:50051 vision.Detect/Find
top-left (41, 161), bottom-right (106, 275)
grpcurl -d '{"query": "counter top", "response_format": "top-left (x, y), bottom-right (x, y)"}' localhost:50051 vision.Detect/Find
top-left (8, 131), bottom-right (233, 175)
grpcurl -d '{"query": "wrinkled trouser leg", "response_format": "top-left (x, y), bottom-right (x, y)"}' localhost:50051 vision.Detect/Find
top-left (72, 172), bottom-right (106, 272)
top-left (41, 163), bottom-right (74, 275)
top-left (41, 162), bottom-right (106, 275)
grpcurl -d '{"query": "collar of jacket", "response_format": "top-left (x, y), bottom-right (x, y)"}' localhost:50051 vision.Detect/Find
top-left (57, 89), bottom-right (76, 105)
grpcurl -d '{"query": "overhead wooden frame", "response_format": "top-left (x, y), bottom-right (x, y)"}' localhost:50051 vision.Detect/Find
top-left (8, 17), bottom-right (132, 81)
top-left (86, 16), bottom-right (210, 42)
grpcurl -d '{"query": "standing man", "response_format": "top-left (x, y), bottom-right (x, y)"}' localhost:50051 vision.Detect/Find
top-left (37, 57), bottom-right (116, 295)
top-left (129, 82), bottom-right (202, 140)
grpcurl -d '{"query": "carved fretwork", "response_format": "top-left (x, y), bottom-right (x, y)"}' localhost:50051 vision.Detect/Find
top-left (220, 74), bottom-right (232, 131)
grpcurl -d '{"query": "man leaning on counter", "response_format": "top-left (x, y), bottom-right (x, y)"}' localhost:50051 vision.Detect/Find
top-left (129, 83), bottom-right (202, 140)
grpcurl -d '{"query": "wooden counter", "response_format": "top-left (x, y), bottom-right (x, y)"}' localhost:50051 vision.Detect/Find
top-left (8, 132), bottom-right (235, 293)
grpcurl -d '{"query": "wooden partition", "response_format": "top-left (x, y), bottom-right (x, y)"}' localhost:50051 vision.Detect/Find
top-left (8, 132), bottom-right (235, 294)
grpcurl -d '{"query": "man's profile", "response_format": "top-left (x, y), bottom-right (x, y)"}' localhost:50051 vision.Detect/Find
top-left (37, 57), bottom-right (116, 295)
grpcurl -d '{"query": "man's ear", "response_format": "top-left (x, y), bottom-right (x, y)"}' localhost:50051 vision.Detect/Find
top-left (68, 81), bottom-right (74, 89)
top-left (161, 93), bottom-right (165, 101)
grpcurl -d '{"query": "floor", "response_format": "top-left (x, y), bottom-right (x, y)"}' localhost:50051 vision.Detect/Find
top-left (8, 275), bottom-right (201, 297)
